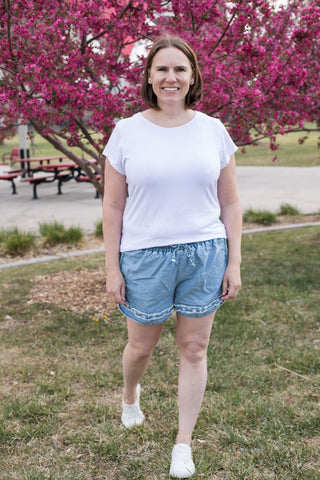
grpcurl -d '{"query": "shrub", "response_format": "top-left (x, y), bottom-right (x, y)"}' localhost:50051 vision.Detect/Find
top-left (0, 230), bottom-right (8, 243)
top-left (39, 221), bottom-right (64, 237)
top-left (94, 220), bottom-right (103, 238)
top-left (39, 221), bottom-right (83, 245)
top-left (1, 227), bottom-right (35, 256)
top-left (39, 221), bottom-right (64, 245)
top-left (243, 208), bottom-right (277, 226)
top-left (278, 203), bottom-right (301, 216)
top-left (62, 226), bottom-right (83, 244)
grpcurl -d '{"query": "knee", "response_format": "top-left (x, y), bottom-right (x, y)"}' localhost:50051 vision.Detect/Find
top-left (127, 341), bottom-right (155, 362)
top-left (178, 338), bottom-right (208, 364)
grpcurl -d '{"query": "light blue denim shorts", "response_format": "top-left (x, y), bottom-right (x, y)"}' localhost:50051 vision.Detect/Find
top-left (118, 238), bottom-right (228, 325)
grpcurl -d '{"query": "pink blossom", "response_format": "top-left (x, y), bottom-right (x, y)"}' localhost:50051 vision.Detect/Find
top-left (0, 0), bottom-right (319, 196)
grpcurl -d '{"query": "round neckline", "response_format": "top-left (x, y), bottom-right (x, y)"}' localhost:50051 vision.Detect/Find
top-left (139, 111), bottom-right (198, 129)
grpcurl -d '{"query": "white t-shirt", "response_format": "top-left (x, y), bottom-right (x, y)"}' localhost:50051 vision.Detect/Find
top-left (103, 111), bottom-right (237, 252)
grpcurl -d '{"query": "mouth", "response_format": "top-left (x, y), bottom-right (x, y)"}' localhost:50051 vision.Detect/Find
top-left (162, 87), bottom-right (179, 91)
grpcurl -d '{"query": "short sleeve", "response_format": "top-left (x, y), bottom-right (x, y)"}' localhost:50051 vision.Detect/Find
top-left (218, 121), bottom-right (238, 169)
top-left (102, 122), bottom-right (125, 175)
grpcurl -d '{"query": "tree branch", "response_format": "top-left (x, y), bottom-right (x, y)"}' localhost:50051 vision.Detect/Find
top-left (53, 127), bottom-right (101, 165)
top-left (30, 119), bottom-right (104, 197)
top-left (208, 1), bottom-right (243, 56)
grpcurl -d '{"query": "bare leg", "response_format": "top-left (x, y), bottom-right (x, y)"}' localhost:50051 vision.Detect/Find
top-left (122, 317), bottom-right (164, 404)
top-left (175, 312), bottom-right (215, 445)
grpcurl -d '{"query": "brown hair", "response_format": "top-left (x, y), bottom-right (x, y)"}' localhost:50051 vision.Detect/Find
top-left (141, 35), bottom-right (203, 110)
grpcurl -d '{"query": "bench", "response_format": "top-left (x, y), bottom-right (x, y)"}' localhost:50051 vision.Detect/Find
top-left (56, 171), bottom-right (74, 195)
top-left (76, 174), bottom-right (101, 198)
top-left (2, 148), bottom-right (19, 166)
top-left (0, 171), bottom-right (24, 194)
top-left (22, 175), bottom-right (55, 199)
top-left (4, 168), bottom-right (25, 175)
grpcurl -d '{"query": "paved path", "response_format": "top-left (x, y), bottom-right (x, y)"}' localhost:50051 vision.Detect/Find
top-left (0, 172), bottom-right (102, 234)
top-left (237, 166), bottom-right (320, 214)
top-left (0, 166), bottom-right (319, 234)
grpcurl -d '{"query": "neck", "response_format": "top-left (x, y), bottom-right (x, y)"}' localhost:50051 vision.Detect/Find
top-left (157, 100), bottom-right (186, 117)
top-left (144, 106), bottom-right (195, 128)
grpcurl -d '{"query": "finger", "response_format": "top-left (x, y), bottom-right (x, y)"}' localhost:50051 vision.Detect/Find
top-left (227, 285), bottom-right (241, 300)
top-left (221, 284), bottom-right (238, 300)
top-left (221, 277), bottom-right (229, 297)
top-left (227, 288), bottom-right (236, 299)
top-left (119, 282), bottom-right (127, 305)
top-left (220, 291), bottom-right (230, 300)
top-left (221, 291), bottom-right (230, 300)
top-left (107, 288), bottom-right (122, 304)
top-left (113, 292), bottom-right (125, 305)
top-left (110, 284), bottom-right (126, 305)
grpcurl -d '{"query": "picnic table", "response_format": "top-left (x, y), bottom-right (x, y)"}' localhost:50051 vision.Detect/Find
top-left (22, 160), bottom-right (78, 199)
top-left (0, 155), bottom-right (100, 199)
top-left (18, 155), bottom-right (68, 177)
top-left (0, 171), bottom-right (25, 194)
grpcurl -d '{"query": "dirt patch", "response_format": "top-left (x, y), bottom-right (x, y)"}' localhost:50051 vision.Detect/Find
top-left (27, 266), bottom-right (118, 317)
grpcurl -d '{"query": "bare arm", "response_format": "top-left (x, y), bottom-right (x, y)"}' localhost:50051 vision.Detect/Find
top-left (102, 158), bottom-right (128, 305)
top-left (217, 154), bottom-right (242, 300)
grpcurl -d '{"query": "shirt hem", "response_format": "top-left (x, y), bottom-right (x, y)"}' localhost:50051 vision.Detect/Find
top-left (119, 232), bottom-right (227, 252)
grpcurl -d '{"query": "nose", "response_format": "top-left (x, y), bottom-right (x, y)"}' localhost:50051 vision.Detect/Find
top-left (166, 69), bottom-right (177, 82)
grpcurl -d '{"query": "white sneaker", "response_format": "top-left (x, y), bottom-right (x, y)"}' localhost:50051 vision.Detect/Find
top-left (169, 443), bottom-right (195, 478)
top-left (121, 384), bottom-right (145, 428)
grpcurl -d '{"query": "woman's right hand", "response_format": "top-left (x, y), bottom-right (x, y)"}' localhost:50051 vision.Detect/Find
top-left (106, 268), bottom-right (127, 305)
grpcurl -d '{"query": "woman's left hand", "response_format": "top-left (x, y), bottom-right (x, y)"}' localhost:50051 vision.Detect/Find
top-left (221, 263), bottom-right (241, 300)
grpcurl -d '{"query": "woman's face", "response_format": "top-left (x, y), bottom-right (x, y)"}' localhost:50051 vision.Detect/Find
top-left (148, 47), bottom-right (194, 109)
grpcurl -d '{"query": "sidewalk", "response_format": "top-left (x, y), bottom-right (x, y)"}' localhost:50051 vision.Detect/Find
top-left (0, 173), bottom-right (102, 234)
top-left (0, 166), bottom-right (319, 234)
top-left (237, 166), bottom-right (320, 214)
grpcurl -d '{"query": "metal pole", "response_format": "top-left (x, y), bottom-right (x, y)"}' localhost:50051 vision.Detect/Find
top-left (18, 124), bottom-right (29, 171)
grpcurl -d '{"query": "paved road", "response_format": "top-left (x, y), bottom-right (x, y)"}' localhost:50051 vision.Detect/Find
top-left (0, 166), bottom-right (319, 234)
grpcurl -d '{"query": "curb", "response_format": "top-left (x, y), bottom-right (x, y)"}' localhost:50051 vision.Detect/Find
top-left (1, 222), bottom-right (320, 271)
top-left (0, 248), bottom-right (104, 271)
top-left (242, 221), bottom-right (320, 235)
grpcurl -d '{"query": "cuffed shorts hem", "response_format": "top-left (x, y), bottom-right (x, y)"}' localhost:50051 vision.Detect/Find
top-left (119, 304), bottom-right (173, 325)
top-left (119, 296), bottom-right (224, 325)
top-left (175, 297), bottom-right (224, 318)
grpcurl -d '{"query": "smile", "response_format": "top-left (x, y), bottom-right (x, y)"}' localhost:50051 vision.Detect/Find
top-left (162, 87), bottom-right (179, 91)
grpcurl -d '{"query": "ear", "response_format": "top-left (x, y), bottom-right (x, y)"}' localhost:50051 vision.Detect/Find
top-left (190, 72), bottom-right (195, 86)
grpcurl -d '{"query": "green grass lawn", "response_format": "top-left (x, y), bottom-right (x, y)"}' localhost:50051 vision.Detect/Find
top-left (0, 226), bottom-right (319, 479)
top-left (0, 133), bottom-right (93, 161)
top-left (236, 126), bottom-right (320, 167)
top-left (1, 125), bottom-right (320, 167)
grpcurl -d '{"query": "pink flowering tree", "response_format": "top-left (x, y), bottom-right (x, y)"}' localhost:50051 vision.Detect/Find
top-left (0, 0), bottom-right (163, 194)
top-left (1, 0), bottom-right (319, 196)
top-left (162, 0), bottom-right (320, 156)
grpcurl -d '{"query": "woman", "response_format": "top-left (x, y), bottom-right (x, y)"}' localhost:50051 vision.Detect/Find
top-left (102, 35), bottom-right (242, 479)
